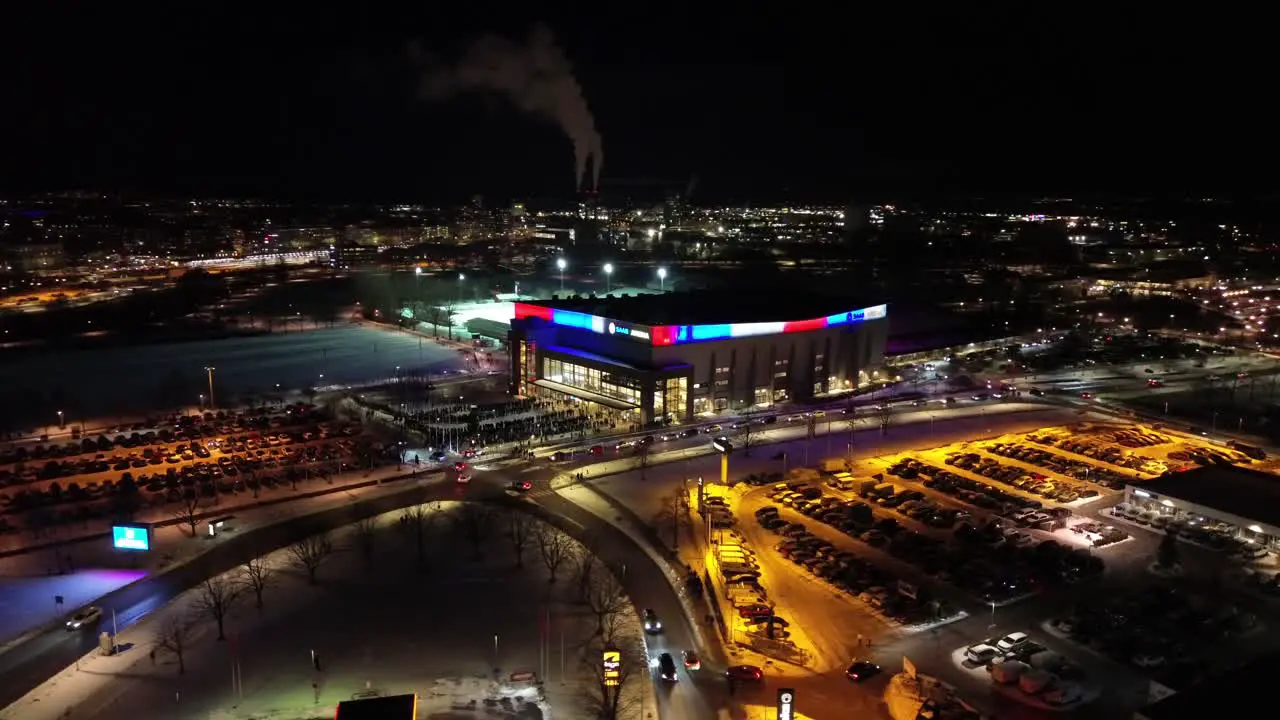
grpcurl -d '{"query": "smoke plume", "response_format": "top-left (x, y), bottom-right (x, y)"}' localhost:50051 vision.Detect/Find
top-left (413, 24), bottom-right (604, 192)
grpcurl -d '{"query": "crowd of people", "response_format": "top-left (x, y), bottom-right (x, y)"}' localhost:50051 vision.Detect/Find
top-left (393, 397), bottom-right (605, 451)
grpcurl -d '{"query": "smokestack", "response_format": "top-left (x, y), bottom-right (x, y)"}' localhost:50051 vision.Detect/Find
top-left (412, 24), bottom-right (604, 192)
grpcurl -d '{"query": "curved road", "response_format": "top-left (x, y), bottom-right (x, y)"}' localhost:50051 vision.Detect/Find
top-left (0, 465), bottom-right (725, 719)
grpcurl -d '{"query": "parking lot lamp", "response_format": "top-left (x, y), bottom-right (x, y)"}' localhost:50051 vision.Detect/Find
top-left (204, 366), bottom-right (216, 409)
top-left (603, 263), bottom-right (613, 293)
top-left (657, 266), bottom-right (667, 291)
top-left (556, 258), bottom-right (567, 292)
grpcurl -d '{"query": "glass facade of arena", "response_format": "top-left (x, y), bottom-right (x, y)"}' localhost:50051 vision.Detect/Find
top-left (544, 358), bottom-right (643, 408)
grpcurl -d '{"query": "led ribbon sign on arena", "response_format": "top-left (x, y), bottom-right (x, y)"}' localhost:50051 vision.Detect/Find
top-left (513, 302), bottom-right (886, 347)
top-left (649, 304), bottom-right (887, 345)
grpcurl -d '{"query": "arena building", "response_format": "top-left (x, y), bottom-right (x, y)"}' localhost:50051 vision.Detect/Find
top-left (508, 290), bottom-right (889, 425)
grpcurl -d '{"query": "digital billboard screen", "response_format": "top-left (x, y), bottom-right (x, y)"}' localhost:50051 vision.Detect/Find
top-left (112, 524), bottom-right (151, 551)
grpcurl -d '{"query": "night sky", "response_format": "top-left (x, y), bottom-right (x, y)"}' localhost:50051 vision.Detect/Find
top-left (0, 5), bottom-right (1270, 203)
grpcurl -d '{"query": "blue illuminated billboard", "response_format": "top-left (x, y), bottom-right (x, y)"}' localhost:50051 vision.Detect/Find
top-left (112, 524), bottom-right (151, 551)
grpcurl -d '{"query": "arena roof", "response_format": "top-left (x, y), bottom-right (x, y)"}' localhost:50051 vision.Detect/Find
top-left (1134, 464), bottom-right (1280, 530)
top-left (525, 289), bottom-right (881, 327)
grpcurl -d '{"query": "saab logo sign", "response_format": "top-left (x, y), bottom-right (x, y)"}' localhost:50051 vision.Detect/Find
top-left (607, 322), bottom-right (651, 341)
top-left (777, 688), bottom-right (795, 719)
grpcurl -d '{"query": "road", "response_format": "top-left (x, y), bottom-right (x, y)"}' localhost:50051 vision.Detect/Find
top-left (0, 459), bottom-right (729, 720)
top-left (527, 485), bottom-right (725, 720)
top-left (0, 479), bottom-right (445, 710)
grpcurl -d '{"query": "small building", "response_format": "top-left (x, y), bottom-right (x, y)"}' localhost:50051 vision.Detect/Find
top-left (335, 692), bottom-right (418, 720)
top-left (1124, 464), bottom-right (1280, 548)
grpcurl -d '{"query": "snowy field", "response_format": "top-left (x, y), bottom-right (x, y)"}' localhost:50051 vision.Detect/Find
top-left (3, 501), bottom-right (647, 720)
top-left (0, 326), bottom-right (463, 427)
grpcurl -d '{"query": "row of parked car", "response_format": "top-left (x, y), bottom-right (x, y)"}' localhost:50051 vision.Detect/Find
top-left (986, 441), bottom-right (1132, 490)
top-left (1050, 585), bottom-right (1257, 671)
top-left (888, 459), bottom-right (1045, 515)
top-left (1026, 433), bottom-right (1161, 474)
top-left (1109, 503), bottom-right (1268, 556)
top-left (0, 436), bottom-right (386, 536)
top-left (1066, 520), bottom-right (1131, 548)
top-left (1166, 446), bottom-right (1252, 467)
top-left (0, 404), bottom-right (332, 486)
top-left (757, 503), bottom-right (949, 625)
top-left (965, 632), bottom-right (1089, 708)
top-left (1, 404), bottom-right (324, 465)
top-left (947, 451), bottom-right (1099, 504)
top-left (769, 479), bottom-right (1045, 605)
top-left (1105, 428), bottom-right (1170, 448)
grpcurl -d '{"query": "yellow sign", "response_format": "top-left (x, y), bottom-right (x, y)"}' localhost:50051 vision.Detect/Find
top-left (602, 650), bottom-right (621, 687)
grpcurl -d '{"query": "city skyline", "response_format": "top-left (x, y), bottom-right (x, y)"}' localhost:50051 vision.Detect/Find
top-left (0, 7), bottom-right (1271, 201)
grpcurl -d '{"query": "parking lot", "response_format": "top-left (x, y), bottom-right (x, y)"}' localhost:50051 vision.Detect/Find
top-left (952, 628), bottom-right (1099, 710)
top-left (0, 402), bottom-right (392, 539)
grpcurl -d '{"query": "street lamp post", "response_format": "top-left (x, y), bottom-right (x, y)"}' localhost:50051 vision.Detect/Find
top-left (56, 410), bottom-right (64, 429)
top-left (204, 366), bottom-right (216, 410)
top-left (556, 258), bottom-right (567, 292)
top-left (657, 266), bottom-right (667, 292)
top-left (603, 263), bottom-right (613, 294)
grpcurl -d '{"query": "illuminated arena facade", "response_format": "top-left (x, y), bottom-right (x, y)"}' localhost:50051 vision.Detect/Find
top-left (508, 291), bottom-right (888, 425)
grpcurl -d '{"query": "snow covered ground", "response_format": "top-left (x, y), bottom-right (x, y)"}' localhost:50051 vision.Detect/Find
top-left (0, 325), bottom-right (464, 427)
top-left (0, 569), bottom-right (147, 647)
top-left (1, 501), bottom-right (645, 720)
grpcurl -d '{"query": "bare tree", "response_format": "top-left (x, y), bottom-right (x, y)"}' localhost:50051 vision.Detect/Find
top-left (451, 502), bottom-right (495, 560)
top-left (738, 416), bottom-right (756, 456)
top-left (636, 444), bottom-right (650, 481)
top-left (536, 524), bottom-right (571, 582)
top-left (398, 503), bottom-right (439, 567)
top-left (580, 619), bottom-right (644, 720)
top-left (652, 490), bottom-right (686, 551)
top-left (844, 396), bottom-right (860, 470)
top-left (570, 545), bottom-right (600, 604)
top-left (505, 510), bottom-right (535, 568)
top-left (239, 557), bottom-right (273, 611)
top-left (579, 560), bottom-right (629, 639)
top-left (172, 490), bottom-right (203, 538)
top-left (155, 614), bottom-right (193, 675)
top-left (352, 515), bottom-right (379, 572)
top-left (875, 402), bottom-right (893, 436)
top-left (192, 576), bottom-right (243, 640)
top-left (288, 533), bottom-right (334, 585)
